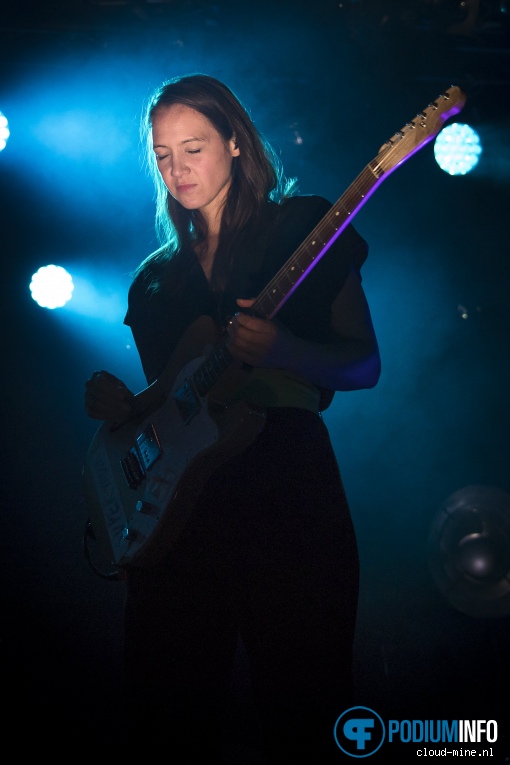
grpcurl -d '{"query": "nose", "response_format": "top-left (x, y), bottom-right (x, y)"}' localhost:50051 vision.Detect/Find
top-left (170, 155), bottom-right (189, 177)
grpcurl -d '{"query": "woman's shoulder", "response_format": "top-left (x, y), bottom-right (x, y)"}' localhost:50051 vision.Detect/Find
top-left (128, 247), bottom-right (185, 296)
top-left (278, 193), bottom-right (332, 218)
top-left (268, 194), bottom-right (332, 238)
top-left (275, 193), bottom-right (368, 268)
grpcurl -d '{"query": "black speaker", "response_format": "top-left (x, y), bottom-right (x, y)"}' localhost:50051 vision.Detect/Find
top-left (428, 485), bottom-right (510, 617)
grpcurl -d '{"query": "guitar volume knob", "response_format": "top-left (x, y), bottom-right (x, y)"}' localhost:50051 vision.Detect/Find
top-left (135, 500), bottom-right (155, 514)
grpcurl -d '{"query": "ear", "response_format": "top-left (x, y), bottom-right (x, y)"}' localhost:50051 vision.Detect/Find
top-left (229, 136), bottom-right (240, 157)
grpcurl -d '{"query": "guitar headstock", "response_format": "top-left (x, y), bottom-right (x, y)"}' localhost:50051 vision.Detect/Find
top-left (376, 85), bottom-right (467, 174)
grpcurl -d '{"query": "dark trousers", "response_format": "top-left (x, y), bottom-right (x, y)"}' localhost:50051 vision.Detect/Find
top-left (123, 408), bottom-right (359, 763)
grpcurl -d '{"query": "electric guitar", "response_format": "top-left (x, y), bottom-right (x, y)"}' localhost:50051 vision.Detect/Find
top-left (83, 85), bottom-right (466, 569)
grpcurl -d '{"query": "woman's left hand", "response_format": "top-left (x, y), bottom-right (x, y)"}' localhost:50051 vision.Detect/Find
top-left (226, 298), bottom-right (298, 369)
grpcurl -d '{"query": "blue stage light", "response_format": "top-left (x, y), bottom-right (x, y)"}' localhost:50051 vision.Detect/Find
top-left (29, 265), bottom-right (75, 309)
top-left (0, 111), bottom-right (10, 151)
top-left (434, 123), bottom-right (482, 176)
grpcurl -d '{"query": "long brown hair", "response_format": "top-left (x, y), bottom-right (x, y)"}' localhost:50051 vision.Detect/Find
top-left (135, 73), bottom-right (296, 290)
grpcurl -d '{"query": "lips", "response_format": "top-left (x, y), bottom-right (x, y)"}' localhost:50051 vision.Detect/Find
top-left (176, 184), bottom-right (197, 193)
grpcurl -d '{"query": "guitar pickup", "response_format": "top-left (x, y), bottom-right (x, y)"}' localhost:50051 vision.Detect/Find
top-left (120, 423), bottom-right (162, 489)
top-left (173, 379), bottom-right (200, 423)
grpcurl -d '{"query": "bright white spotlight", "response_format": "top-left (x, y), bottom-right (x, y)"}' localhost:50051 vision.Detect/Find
top-left (0, 111), bottom-right (10, 151)
top-left (29, 265), bottom-right (75, 309)
top-left (434, 123), bottom-right (482, 176)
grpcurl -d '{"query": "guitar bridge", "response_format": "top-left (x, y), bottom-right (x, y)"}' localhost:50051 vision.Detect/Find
top-left (120, 423), bottom-right (162, 489)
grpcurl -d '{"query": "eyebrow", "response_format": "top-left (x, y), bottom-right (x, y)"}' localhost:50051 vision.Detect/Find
top-left (153, 137), bottom-right (206, 149)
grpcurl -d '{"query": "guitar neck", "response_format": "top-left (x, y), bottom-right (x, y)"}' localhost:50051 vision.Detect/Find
top-left (190, 85), bottom-right (466, 397)
top-left (253, 161), bottom-right (383, 321)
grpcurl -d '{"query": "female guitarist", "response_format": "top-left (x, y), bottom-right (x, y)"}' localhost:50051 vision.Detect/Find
top-left (84, 73), bottom-right (381, 764)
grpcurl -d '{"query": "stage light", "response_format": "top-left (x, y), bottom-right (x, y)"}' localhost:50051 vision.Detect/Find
top-left (29, 265), bottom-right (75, 309)
top-left (434, 123), bottom-right (482, 175)
top-left (0, 111), bottom-right (10, 151)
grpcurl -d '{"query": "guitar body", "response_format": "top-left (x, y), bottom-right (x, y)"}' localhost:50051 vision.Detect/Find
top-left (83, 316), bottom-right (266, 569)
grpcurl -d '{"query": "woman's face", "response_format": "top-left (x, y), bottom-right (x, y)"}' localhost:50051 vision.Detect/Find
top-left (152, 103), bottom-right (240, 230)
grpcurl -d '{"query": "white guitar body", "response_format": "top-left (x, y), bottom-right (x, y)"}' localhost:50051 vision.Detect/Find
top-left (83, 317), bottom-right (266, 569)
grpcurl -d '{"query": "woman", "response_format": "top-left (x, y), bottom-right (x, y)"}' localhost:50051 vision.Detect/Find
top-left (85, 73), bottom-right (380, 764)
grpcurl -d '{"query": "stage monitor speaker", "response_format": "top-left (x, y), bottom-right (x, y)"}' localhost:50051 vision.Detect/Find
top-left (428, 484), bottom-right (510, 617)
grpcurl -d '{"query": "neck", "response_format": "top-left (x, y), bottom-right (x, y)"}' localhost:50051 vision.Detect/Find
top-left (195, 234), bottom-right (218, 283)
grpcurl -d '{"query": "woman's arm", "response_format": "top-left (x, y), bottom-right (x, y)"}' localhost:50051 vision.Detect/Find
top-left (228, 265), bottom-right (381, 392)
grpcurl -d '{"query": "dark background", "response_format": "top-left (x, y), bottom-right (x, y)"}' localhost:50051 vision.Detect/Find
top-left (1, 0), bottom-right (509, 759)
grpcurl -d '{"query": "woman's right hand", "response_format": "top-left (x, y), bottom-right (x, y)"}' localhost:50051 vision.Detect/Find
top-left (84, 370), bottom-right (135, 421)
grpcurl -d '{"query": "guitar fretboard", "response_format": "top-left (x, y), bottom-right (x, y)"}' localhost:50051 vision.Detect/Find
top-left (253, 161), bottom-right (383, 321)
